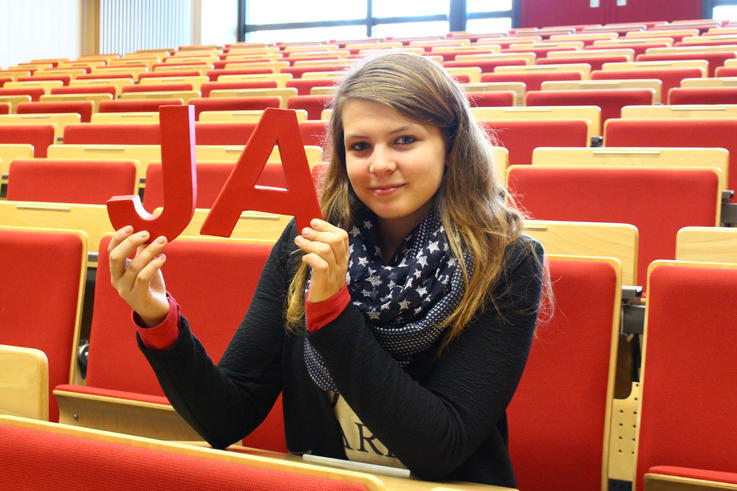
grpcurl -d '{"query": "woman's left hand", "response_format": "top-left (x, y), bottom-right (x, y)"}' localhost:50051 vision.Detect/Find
top-left (295, 218), bottom-right (349, 303)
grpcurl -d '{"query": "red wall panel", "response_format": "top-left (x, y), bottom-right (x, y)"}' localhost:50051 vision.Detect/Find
top-left (520, 0), bottom-right (703, 29)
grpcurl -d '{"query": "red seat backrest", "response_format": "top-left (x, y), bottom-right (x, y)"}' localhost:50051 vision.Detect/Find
top-left (443, 58), bottom-right (527, 73)
top-left (282, 66), bottom-right (348, 79)
top-left (63, 123), bottom-right (161, 144)
top-left (0, 102), bottom-right (8, 114)
top-left (286, 95), bottom-right (332, 120)
top-left (121, 83), bottom-right (194, 93)
top-left (480, 120), bottom-right (590, 165)
top-left (509, 257), bottom-right (619, 491)
top-left (591, 68), bottom-right (704, 99)
top-left (636, 263), bottom-right (737, 490)
top-left (605, 118), bottom-right (737, 201)
top-left (206, 69), bottom-right (275, 82)
top-left (668, 86), bottom-right (737, 105)
top-left (195, 122), bottom-right (257, 145)
top-left (506, 166), bottom-right (720, 286)
top-left (0, 229), bottom-right (85, 421)
top-left (526, 88), bottom-right (654, 124)
top-left (299, 120), bottom-right (329, 148)
top-left (466, 91), bottom-right (515, 107)
top-left (190, 97), bottom-right (281, 119)
top-left (201, 80), bottom-right (278, 96)
top-left (98, 99), bottom-right (183, 113)
top-left (481, 71), bottom-right (583, 91)
top-left (17, 101), bottom-right (93, 122)
top-left (50, 85), bottom-right (117, 97)
top-left (143, 162), bottom-right (288, 210)
top-left (0, 422), bottom-right (367, 490)
top-left (0, 87), bottom-right (44, 101)
top-left (285, 78), bottom-right (335, 95)
top-left (536, 55), bottom-right (629, 71)
top-left (138, 71), bottom-right (200, 80)
top-left (636, 52), bottom-right (736, 76)
top-left (0, 125), bottom-right (55, 157)
top-left (7, 159), bottom-right (136, 204)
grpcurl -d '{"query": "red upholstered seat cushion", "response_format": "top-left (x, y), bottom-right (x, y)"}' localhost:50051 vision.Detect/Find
top-left (286, 78), bottom-right (336, 95)
top-left (647, 466), bottom-right (737, 486)
top-left (509, 258), bottom-right (618, 490)
top-left (668, 86), bottom-right (737, 105)
top-left (64, 123), bottom-right (161, 144)
top-left (591, 68), bottom-right (704, 100)
top-left (506, 167), bottom-right (719, 286)
top-left (0, 87), bottom-right (44, 101)
top-left (481, 71), bottom-right (583, 91)
top-left (636, 264), bottom-right (737, 489)
top-left (190, 97), bottom-right (281, 119)
top-left (480, 119), bottom-right (590, 165)
top-left (0, 423), bottom-right (367, 490)
top-left (604, 118), bottom-right (737, 201)
top-left (17, 101), bottom-right (94, 122)
top-left (121, 83), bottom-right (194, 93)
top-left (51, 85), bottom-right (117, 97)
top-left (0, 229), bottom-right (85, 421)
top-left (7, 159), bottom-right (136, 204)
top-left (466, 91), bottom-right (515, 107)
top-left (444, 58), bottom-right (527, 73)
top-left (0, 125), bottom-right (55, 156)
top-left (526, 88), bottom-right (654, 124)
top-left (637, 51), bottom-right (736, 76)
top-left (536, 55), bottom-right (629, 71)
top-left (98, 99), bottom-right (183, 113)
top-left (201, 80), bottom-right (278, 95)
top-left (286, 95), bottom-right (333, 120)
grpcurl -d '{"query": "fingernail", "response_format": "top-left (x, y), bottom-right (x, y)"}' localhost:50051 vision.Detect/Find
top-left (155, 236), bottom-right (166, 245)
top-left (122, 225), bottom-right (133, 233)
top-left (138, 231), bottom-right (149, 239)
top-left (157, 254), bottom-right (166, 261)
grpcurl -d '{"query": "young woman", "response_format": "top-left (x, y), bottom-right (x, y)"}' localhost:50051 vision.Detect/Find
top-left (108, 52), bottom-right (544, 487)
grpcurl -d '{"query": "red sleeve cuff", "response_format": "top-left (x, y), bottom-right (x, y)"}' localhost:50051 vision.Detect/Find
top-left (305, 283), bottom-right (351, 333)
top-left (134, 294), bottom-right (181, 350)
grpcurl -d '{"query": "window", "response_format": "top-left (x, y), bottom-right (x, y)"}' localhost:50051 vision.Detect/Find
top-left (240, 1), bottom-right (519, 42)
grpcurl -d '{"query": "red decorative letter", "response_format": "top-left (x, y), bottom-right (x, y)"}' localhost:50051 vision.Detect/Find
top-left (107, 105), bottom-right (197, 242)
top-left (200, 108), bottom-right (322, 236)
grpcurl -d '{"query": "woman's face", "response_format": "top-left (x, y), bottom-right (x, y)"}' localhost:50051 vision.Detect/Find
top-left (342, 99), bottom-right (446, 236)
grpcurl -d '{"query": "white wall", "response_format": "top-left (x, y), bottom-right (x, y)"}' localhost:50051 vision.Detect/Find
top-left (0, 0), bottom-right (82, 68)
top-left (193, 0), bottom-right (239, 46)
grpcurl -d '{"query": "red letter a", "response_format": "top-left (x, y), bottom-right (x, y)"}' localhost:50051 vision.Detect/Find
top-left (200, 108), bottom-right (322, 236)
top-left (106, 105), bottom-right (197, 242)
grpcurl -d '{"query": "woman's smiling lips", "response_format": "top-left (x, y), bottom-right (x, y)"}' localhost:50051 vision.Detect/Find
top-left (370, 183), bottom-right (406, 196)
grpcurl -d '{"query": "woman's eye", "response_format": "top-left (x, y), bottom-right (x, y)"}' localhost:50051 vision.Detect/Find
top-left (349, 141), bottom-right (370, 152)
top-left (396, 135), bottom-right (416, 145)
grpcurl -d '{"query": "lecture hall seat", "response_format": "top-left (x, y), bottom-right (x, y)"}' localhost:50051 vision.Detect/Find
top-left (143, 162), bottom-right (288, 211)
top-left (466, 91), bottom-right (516, 107)
top-left (201, 80), bottom-right (278, 96)
top-left (55, 236), bottom-right (287, 453)
top-left (506, 166), bottom-right (721, 288)
top-left (480, 71), bottom-right (584, 91)
top-left (525, 88), bottom-right (655, 125)
top-left (0, 103), bottom-right (8, 114)
top-left (0, 125), bottom-right (55, 157)
top-left (0, 228), bottom-right (86, 422)
top-left (0, 87), bottom-right (44, 102)
top-left (537, 54), bottom-right (630, 71)
top-left (479, 120), bottom-right (590, 165)
top-left (644, 466), bottom-right (737, 490)
top-left (0, 417), bottom-right (374, 490)
top-left (121, 82), bottom-right (194, 93)
top-left (286, 95), bottom-right (333, 120)
top-left (667, 86), bottom-right (737, 105)
top-left (16, 100), bottom-right (93, 123)
top-left (443, 58), bottom-right (527, 73)
top-left (634, 261), bottom-right (737, 490)
top-left (591, 68), bottom-right (704, 100)
top-left (285, 78), bottom-right (335, 95)
top-left (605, 118), bottom-right (737, 202)
top-left (6, 159), bottom-right (138, 205)
top-left (50, 85), bottom-right (117, 98)
top-left (206, 68), bottom-right (275, 82)
top-left (636, 51), bottom-right (736, 76)
top-left (509, 256), bottom-right (621, 491)
top-left (98, 99), bottom-right (184, 113)
top-left (190, 97), bottom-right (281, 119)
top-left (64, 123), bottom-right (162, 145)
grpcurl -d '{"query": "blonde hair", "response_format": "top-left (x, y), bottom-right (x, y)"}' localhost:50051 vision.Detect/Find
top-left (287, 52), bottom-right (532, 352)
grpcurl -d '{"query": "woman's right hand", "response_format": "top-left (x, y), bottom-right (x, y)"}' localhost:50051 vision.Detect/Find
top-left (108, 226), bottom-right (169, 327)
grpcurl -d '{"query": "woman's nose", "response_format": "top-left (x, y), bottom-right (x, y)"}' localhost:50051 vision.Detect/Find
top-left (369, 145), bottom-right (397, 174)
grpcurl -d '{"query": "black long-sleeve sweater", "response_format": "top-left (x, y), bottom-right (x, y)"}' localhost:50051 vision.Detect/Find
top-left (138, 221), bottom-right (544, 487)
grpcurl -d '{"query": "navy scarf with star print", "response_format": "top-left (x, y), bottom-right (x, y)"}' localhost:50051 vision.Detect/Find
top-left (304, 208), bottom-right (472, 392)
